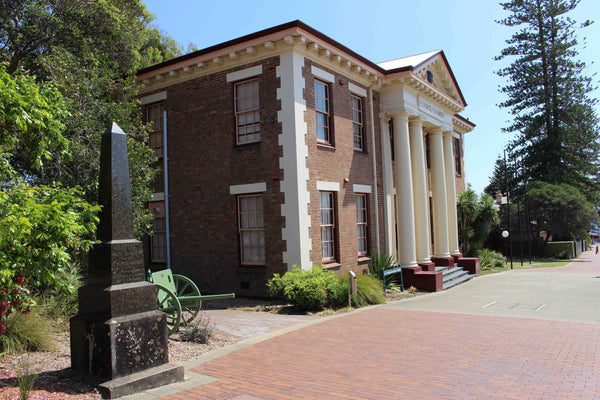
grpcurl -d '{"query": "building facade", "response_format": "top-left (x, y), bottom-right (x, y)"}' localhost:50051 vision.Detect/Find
top-left (137, 21), bottom-right (477, 297)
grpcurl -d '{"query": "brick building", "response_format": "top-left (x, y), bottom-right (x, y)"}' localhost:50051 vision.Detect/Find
top-left (137, 21), bottom-right (478, 297)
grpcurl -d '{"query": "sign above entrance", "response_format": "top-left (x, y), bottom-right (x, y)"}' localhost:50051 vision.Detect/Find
top-left (418, 98), bottom-right (445, 120)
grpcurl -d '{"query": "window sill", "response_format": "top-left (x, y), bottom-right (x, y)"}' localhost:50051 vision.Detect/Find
top-left (357, 256), bottom-right (371, 263)
top-left (317, 142), bottom-right (336, 151)
top-left (322, 262), bottom-right (341, 270)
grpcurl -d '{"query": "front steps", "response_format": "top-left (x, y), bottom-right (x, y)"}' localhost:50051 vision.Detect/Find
top-left (401, 256), bottom-right (480, 292)
top-left (436, 266), bottom-right (475, 290)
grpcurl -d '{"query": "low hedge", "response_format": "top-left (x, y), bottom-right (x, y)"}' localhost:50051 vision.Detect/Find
top-left (267, 266), bottom-right (385, 311)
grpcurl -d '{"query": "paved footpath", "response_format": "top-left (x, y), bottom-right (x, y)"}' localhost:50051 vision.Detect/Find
top-left (127, 252), bottom-right (600, 400)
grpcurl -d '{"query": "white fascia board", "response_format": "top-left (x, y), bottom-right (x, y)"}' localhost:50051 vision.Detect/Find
top-left (316, 181), bottom-right (340, 192)
top-left (353, 184), bottom-right (372, 194)
top-left (348, 82), bottom-right (367, 98)
top-left (229, 182), bottom-right (267, 195)
top-left (311, 65), bottom-right (334, 83)
top-left (140, 91), bottom-right (167, 105)
top-left (226, 65), bottom-right (263, 82)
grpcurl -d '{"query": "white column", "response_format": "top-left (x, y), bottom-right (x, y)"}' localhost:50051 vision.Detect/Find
top-left (409, 118), bottom-right (431, 264)
top-left (392, 113), bottom-right (418, 268)
top-left (443, 131), bottom-right (461, 256)
top-left (380, 115), bottom-right (397, 259)
top-left (429, 129), bottom-right (450, 258)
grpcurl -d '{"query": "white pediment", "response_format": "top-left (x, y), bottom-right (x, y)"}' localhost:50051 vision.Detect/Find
top-left (413, 53), bottom-right (464, 106)
top-left (378, 50), bottom-right (466, 108)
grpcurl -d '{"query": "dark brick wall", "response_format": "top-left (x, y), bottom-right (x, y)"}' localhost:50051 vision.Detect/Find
top-left (142, 54), bottom-right (387, 296)
top-left (155, 56), bottom-right (285, 297)
top-left (303, 59), bottom-right (383, 274)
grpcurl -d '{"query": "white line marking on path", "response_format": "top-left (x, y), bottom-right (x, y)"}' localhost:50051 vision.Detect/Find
top-left (535, 304), bottom-right (546, 312)
top-left (481, 301), bottom-right (497, 309)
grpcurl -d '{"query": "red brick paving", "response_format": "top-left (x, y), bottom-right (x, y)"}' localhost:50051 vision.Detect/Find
top-left (158, 309), bottom-right (600, 399)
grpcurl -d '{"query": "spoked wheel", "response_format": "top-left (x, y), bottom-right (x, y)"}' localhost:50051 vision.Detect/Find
top-left (173, 274), bottom-right (202, 325)
top-left (155, 285), bottom-right (182, 336)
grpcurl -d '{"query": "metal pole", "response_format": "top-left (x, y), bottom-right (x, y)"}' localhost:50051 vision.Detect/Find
top-left (505, 150), bottom-right (513, 269)
top-left (516, 159), bottom-right (523, 267)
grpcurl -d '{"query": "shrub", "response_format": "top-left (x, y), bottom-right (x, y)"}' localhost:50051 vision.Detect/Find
top-left (0, 184), bottom-right (99, 324)
top-left (267, 266), bottom-right (346, 311)
top-left (478, 248), bottom-right (506, 269)
top-left (0, 309), bottom-right (54, 353)
top-left (351, 275), bottom-right (386, 308)
top-left (39, 261), bottom-right (84, 323)
top-left (179, 314), bottom-right (214, 344)
top-left (268, 266), bottom-right (387, 311)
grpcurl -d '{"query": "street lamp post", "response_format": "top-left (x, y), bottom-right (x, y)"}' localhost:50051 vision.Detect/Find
top-left (502, 230), bottom-right (512, 269)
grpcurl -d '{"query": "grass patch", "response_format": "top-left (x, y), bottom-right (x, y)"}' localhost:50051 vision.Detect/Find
top-left (481, 258), bottom-right (572, 275)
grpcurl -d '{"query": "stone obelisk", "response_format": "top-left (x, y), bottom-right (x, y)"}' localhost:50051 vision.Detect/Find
top-left (70, 122), bottom-right (183, 398)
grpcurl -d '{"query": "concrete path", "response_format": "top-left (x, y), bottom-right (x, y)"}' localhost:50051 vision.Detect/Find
top-left (125, 251), bottom-right (600, 400)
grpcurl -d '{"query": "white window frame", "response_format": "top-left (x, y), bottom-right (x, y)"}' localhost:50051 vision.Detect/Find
top-left (320, 192), bottom-right (336, 262)
top-left (356, 194), bottom-right (368, 257)
top-left (315, 79), bottom-right (331, 145)
top-left (237, 194), bottom-right (265, 265)
top-left (234, 78), bottom-right (260, 145)
top-left (351, 95), bottom-right (364, 151)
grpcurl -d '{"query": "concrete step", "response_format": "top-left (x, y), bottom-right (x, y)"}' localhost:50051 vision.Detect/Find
top-left (435, 266), bottom-right (448, 272)
top-left (442, 267), bottom-right (468, 282)
top-left (443, 272), bottom-right (475, 290)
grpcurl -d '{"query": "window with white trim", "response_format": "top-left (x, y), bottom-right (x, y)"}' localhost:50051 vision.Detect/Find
top-left (320, 192), bottom-right (336, 262)
top-left (238, 194), bottom-right (265, 264)
top-left (145, 102), bottom-right (164, 157)
top-left (148, 201), bottom-right (167, 263)
top-left (356, 194), bottom-right (368, 256)
top-left (315, 79), bottom-right (331, 144)
top-left (235, 79), bottom-right (260, 144)
top-left (453, 137), bottom-right (462, 176)
top-left (352, 95), bottom-right (364, 151)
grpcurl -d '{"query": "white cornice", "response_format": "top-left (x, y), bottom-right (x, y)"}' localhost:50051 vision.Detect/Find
top-left (393, 74), bottom-right (464, 114)
top-left (452, 116), bottom-right (475, 134)
top-left (138, 29), bottom-right (384, 94)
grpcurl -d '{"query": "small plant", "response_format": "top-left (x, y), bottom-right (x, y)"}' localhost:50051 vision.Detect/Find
top-left (407, 285), bottom-right (417, 294)
top-left (369, 252), bottom-right (396, 289)
top-left (478, 248), bottom-right (506, 270)
top-left (351, 275), bottom-right (386, 307)
top-left (0, 309), bottom-right (55, 353)
top-left (16, 355), bottom-right (37, 400)
top-left (179, 314), bottom-right (214, 344)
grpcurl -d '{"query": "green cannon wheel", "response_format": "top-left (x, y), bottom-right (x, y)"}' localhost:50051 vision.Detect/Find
top-left (155, 285), bottom-right (182, 336)
top-left (173, 274), bottom-right (202, 325)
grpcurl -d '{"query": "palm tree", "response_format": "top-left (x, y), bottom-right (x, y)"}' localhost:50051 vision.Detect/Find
top-left (456, 188), bottom-right (499, 256)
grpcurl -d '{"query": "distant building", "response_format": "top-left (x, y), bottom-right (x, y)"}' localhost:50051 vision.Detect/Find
top-left (137, 21), bottom-right (478, 297)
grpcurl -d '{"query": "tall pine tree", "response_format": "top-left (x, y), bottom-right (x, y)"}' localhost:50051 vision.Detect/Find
top-left (496, 0), bottom-right (600, 203)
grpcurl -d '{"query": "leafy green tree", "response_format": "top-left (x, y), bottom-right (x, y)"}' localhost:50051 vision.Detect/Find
top-left (0, 65), bottom-right (99, 329)
top-left (457, 189), bottom-right (500, 256)
top-left (1, 0), bottom-right (182, 236)
top-left (0, 64), bottom-right (69, 180)
top-left (525, 181), bottom-right (598, 241)
top-left (496, 0), bottom-right (600, 203)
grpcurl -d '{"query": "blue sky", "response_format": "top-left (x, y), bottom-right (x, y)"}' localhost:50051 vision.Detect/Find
top-left (142, 0), bottom-right (600, 194)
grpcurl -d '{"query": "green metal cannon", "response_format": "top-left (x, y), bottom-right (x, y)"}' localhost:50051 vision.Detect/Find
top-left (149, 269), bottom-right (235, 336)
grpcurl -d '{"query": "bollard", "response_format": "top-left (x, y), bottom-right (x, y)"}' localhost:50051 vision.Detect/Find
top-left (348, 271), bottom-right (357, 308)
